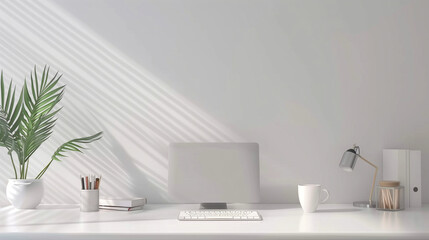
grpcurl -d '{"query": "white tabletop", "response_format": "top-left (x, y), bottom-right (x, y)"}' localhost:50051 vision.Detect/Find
top-left (0, 204), bottom-right (428, 240)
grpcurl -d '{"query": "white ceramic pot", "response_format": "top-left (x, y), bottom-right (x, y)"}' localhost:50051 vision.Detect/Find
top-left (6, 179), bottom-right (44, 209)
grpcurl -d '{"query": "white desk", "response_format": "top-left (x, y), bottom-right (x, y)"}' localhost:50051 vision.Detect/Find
top-left (0, 204), bottom-right (428, 240)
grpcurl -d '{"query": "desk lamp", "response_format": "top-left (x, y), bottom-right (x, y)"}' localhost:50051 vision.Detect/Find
top-left (339, 145), bottom-right (378, 208)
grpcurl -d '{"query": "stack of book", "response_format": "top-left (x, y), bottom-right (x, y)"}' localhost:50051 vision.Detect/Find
top-left (99, 197), bottom-right (147, 211)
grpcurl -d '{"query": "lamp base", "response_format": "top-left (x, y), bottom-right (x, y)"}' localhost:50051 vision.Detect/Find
top-left (353, 201), bottom-right (376, 208)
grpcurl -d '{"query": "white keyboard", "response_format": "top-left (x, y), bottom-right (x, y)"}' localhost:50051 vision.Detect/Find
top-left (178, 210), bottom-right (262, 221)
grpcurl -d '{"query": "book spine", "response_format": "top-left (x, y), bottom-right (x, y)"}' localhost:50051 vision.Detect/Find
top-left (99, 206), bottom-right (143, 211)
top-left (99, 199), bottom-right (147, 207)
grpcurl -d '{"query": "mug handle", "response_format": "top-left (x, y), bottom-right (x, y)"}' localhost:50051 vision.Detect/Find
top-left (320, 188), bottom-right (330, 203)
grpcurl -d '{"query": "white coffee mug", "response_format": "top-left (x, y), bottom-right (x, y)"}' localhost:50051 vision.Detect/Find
top-left (298, 184), bottom-right (330, 213)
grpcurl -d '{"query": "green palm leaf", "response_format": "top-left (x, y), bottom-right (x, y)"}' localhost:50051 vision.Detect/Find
top-left (1, 66), bottom-right (103, 179)
top-left (19, 66), bottom-right (64, 164)
top-left (52, 132), bottom-right (103, 162)
top-left (0, 72), bottom-right (23, 152)
top-left (0, 71), bottom-right (26, 178)
top-left (35, 132), bottom-right (103, 179)
top-left (0, 110), bottom-right (14, 150)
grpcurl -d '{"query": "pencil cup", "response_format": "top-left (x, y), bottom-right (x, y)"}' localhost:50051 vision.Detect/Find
top-left (80, 190), bottom-right (99, 212)
top-left (376, 182), bottom-right (404, 211)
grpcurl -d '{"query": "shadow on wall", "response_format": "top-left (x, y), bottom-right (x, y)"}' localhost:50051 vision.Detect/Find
top-left (0, 0), bottom-right (243, 203)
top-left (109, 134), bottom-right (164, 201)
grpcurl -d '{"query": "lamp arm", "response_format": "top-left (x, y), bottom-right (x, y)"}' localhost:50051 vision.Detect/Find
top-left (357, 154), bottom-right (378, 205)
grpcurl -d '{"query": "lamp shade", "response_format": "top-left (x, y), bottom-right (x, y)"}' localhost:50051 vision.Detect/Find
top-left (339, 148), bottom-right (358, 172)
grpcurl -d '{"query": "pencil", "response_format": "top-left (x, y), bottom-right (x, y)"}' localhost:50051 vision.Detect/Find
top-left (81, 177), bottom-right (85, 190)
top-left (85, 176), bottom-right (89, 190)
top-left (92, 175), bottom-right (95, 189)
top-left (95, 178), bottom-right (100, 189)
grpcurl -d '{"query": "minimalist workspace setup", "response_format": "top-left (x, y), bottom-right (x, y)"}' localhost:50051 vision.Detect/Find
top-left (0, 0), bottom-right (429, 239)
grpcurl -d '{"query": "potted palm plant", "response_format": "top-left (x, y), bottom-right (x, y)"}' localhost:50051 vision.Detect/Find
top-left (0, 66), bottom-right (102, 209)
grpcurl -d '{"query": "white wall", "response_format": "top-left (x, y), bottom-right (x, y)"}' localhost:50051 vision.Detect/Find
top-left (0, 0), bottom-right (428, 204)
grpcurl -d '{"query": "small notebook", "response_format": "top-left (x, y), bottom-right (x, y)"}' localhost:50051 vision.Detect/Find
top-left (99, 206), bottom-right (143, 211)
top-left (99, 197), bottom-right (147, 207)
